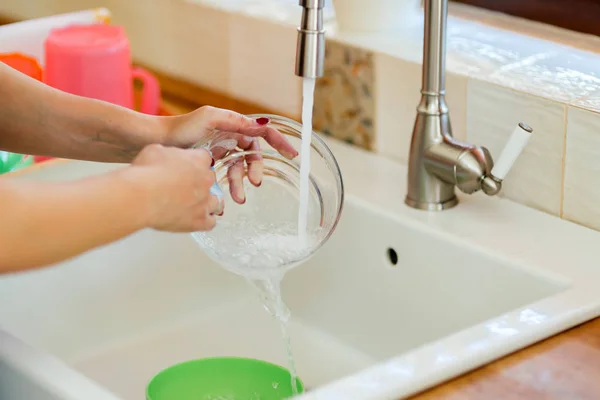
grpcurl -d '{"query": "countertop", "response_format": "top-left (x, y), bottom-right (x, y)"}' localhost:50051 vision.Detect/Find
top-left (410, 317), bottom-right (600, 399)
top-left (160, 92), bottom-right (600, 400)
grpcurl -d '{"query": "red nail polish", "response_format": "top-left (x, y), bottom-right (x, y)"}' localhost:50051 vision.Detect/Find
top-left (217, 211), bottom-right (224, 216)
top-left (210, 158), bottom-right (215, 167)
top-left (256, 117), bottom-right (270, 126)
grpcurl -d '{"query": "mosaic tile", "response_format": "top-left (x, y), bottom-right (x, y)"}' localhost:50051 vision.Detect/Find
top-left (313, 39), bottom-right (375, 150)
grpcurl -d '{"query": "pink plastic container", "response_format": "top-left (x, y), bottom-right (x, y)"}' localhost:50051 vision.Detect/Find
top-left (44, 24), bottom-right (160, 115)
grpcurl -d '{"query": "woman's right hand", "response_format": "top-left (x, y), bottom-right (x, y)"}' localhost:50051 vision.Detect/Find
top-left (130, 144), bottom-right (221, 233)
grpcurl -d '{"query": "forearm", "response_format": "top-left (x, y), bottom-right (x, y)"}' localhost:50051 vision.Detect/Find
top-left (0, 63), bottom-right (171, 162)
top-left (0, 167), bottom-right (151, 273)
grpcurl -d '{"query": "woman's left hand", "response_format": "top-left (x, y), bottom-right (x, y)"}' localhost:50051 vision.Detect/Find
top-left (164, 106), bottom-right (299, 204)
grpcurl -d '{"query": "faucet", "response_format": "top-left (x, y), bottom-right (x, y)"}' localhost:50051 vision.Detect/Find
top-left (295, 0), bottom-right (325, 79)
top-left (295, 0), bottom-right (533, 211)
top-left (405, 0), bottom-right (533, 210)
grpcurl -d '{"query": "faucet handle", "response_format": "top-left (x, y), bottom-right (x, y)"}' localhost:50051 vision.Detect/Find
top-left (491, 122), bottom-right (533, 180)
top-left (481, 122), bottom-right (533, 196)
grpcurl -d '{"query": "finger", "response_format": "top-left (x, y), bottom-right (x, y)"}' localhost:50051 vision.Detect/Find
top-left (193, 171), bottom-right (216, 206)
top-left (244, 138), bottom-right (263, 187)
top-left (211, 134), bottom-right (262, 188)
top-left (193, 214), bottom-right (216, 231)
top-left (235, 134), bottom-right (255, 153)
top-left (203, 106), bottom-right (262, 133)
top-left (227, 157), bottom-right (245, 204)
top-left (201, 107), bottom-right (298, 159)
top-left (207, 131), bottom-right (238, 160)
top-left (205, 215), bottom-right (217, 230)
top-left (188, 147), bottom-right (214, 168)
top-left (211, 146), bottom-right (229, 161)
top-left (210, 133), bottom-right (249, 160)
top-left (254, 125), bottom-right (298, 160)
top-left (201, 167), bottom-right (216, 190)
top-left (207, 195), bottom-right (223, 216)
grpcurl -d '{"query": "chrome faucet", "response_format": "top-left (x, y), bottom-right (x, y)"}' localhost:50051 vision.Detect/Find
top-left (295, 0), bottom-right (533, 211)
top-left (295, 0), bottom-right (325, 79)
top-left (405, 0), bottom-right (532, 210)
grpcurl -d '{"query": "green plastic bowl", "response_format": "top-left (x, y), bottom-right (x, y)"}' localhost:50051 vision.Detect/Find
top-left (146, 357), bottom-right (304, 400)
top-left (0, 152), bottom-right (33, 174)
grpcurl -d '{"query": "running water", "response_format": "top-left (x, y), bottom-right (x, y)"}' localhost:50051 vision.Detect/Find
top-left (193, 77), bottom-right (318, 397)
top-left (249, 277), bottom-right (299, 395)
top-left (297, 78), bottom-right (316, 246)
top-left (192, 222), bottom-right (317, 396)
top-left (191, 219), bottom-right (315, 279)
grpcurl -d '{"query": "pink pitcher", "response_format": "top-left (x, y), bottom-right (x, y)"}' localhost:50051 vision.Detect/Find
top-left (44, 24), bottom-right (160, 115)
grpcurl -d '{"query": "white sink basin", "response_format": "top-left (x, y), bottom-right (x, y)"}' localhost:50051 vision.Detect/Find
top-left (1, 139), bottom-right (599, 400)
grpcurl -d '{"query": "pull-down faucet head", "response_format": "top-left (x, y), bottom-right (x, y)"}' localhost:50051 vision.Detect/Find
top-left (295, 0), bottom-right (326, 78)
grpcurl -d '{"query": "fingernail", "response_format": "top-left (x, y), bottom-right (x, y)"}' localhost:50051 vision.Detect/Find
top-left (257, 181), bottom-right (262, 187)
top-left (256, 117), bottom-right (270, 126)
top-left (210, 158), bottom-right (215, 167)
top-left (235, 187), bottom-right (245, 203)
top-left (249, 164), bottom-right (263, 187)
top-left (283, 150), bottom-right (296, 159)
top-left (217, 211), bottom-right (224, 216)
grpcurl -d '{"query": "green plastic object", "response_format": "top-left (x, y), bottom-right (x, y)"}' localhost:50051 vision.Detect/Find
top-left (146, 357), bottom-right (304, 400)
top-left (0, 151), bottom-right (33, 174)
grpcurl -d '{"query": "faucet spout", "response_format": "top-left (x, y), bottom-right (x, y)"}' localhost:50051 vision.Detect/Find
top-left (422, 0), bottom-right (448, 96)
top-left (295, 0), bottom-right (326, 78)
top-left (405, 0), bottom-right (457, 210)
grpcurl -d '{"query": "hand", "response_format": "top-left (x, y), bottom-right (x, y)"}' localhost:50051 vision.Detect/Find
top-left (164, 106), bottom-right (299, 204)
top-left (131, 144), bottom-right (221, 232)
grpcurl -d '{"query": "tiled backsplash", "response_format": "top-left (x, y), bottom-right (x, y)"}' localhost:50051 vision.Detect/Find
top-left (311, 10), bottom-right (600, 232)
top-left (3, 0), bottom-right (600, 232)
top-left (313, 41), bottom-right (375, 149)
top-left (466, 80), bottom-right (565, 217)
top-left (563, 107), bottom-right (600, 226)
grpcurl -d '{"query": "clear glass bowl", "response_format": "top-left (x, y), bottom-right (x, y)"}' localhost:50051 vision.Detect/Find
top-left (190, 114), bottom-right (344, 279)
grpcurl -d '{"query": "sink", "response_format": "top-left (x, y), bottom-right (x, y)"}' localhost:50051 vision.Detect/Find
top-left (1, 139), bottom-right (599, 400)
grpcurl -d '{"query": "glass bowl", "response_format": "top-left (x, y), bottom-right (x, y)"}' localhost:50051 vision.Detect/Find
top-left (190, 114), bottom-right (344, 279)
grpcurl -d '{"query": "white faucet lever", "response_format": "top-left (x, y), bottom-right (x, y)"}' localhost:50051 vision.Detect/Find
top-left (490, 122), bottom-right (533, 181)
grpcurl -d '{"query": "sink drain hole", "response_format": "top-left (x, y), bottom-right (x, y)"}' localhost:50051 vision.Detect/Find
top-left (386, 248), bottom-right (398, 266)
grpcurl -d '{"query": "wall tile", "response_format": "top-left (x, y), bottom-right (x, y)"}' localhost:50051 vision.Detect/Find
top-left (373, 52), bottom-right (420, 162)
top-left (446, 15), bottom-right (557, 79)
top-left (229, 11), bottom-right (301, 118)
top-left (186, 0), bottom-right (336, 24)
top-left (108, 0), bottom-right (174, 69)
top-left (374, 52), bottom-right (467, 164)
top-left (563, 107), bottom-right (600, 230)
top-left (466, 79), bottom-right (565, 216)
top-left (486, 50), bottom-right (600, 104)
top-left (313, 39), bottom-right (375, 150)
top-left (448, 71), bottom-right (468, 143)
top-left (148, 1), bottom-right (231, 92)
top-left (572, 88), bottom-right (600, 114)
